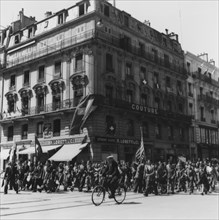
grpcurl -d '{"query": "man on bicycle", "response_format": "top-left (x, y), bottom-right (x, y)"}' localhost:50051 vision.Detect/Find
top-left (104, 155), bottom-right (120, 198)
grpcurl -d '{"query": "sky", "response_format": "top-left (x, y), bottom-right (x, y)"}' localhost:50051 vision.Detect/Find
top-left (0, 0), bottom-right (218, 66)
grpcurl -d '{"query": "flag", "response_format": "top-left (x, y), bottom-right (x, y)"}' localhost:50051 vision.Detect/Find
top-left (8, 143), bottom-right (17, 164)
top-left (35, 135), bottom-right (43, 160)
top-left (70, 94), bottom-right (97, 135)
top-left (135, 127), bottom-right (145, 162)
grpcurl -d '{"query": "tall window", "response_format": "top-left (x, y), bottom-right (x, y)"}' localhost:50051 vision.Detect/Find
top-left (142, 122), bottom-right (149, 138)
top-left (189, 103), bottom-right (193, 115)
top-left (188, 83), bottom-right (193, 96)
top-left (106, 53), bottom-right (113, 72)
top-left (23, 70), bottom-right (30, 86)
top-left (22, 96), bottom-right (29, 115)
top-left (168, 125), bottom-right (174, 140)
top-left (75, 54), bottom-right (83, 72)
top-left (39, 65), bottom-right (45, 82)
top-left (14, 34), bottom-right (20, 44)
top-left (37, 94), bottom-right (44, 112)
top-left (53, 119), bottom-right (61, 137)
top-left (126, 90), bottom-right (133, 103)
top-left (140, 94), bottom-right (147, 106)
top-left (125, 62), bottom-right (132, 77)
top-left (139, 42), bottom-right (145, 56)
top-left (200, 87), bottom-right (203, 96)
top-left (178, 103), bottom-right (183, 114)
top-left (21, 124), bottom-right (28, 140)
top-left (155, 123), bottom-right (161, 139)
top-left (105, 86), bottom-right (113, 104)
top-left (186, 62), bottom-right (190, 74)
top-left (154, 97), bottom-right (160, 109)
top-left (127, 119), bottom-right (134, 136)
top-left (167, 100), bottom-right (172, 112)
top-left (106, 115), bottom-right (116, 135)
top-left (79, 4), bottom-right (85, 16)
top-left (166, 76), bottom-right (171, 88)
top-left (104, 4), bottom-right (110, 17)
top-left (58, 13), bottom-right (64, 24)
top-left (124, 15), bottom-right (129, 27)
top-left (210, 109), bottom-right (214, 121)
top-left (54, 61), bottom-right (61, 78)
top-left (37, 122), bottom-right (44, 138)
top-left (177, 80), bottom-right (182, 95)
top-left (10, 75), bottom-right (16, 89)
top-left (28, 27), bottom-right (34, 38)
top-left (152, 49), bottom-right (158, 63)
top-left (8, 99), bottom-right (15, 113)
top-left (200, 106), bottom-right (205, 121)
top-left (8, 126), bottom-right (14, 141)
top-left (164, 54), bottom-right (170, 68)
top-left (53, 94), bottom-right (61, 110)
top-left (179, 128), bottom-right (184, 141)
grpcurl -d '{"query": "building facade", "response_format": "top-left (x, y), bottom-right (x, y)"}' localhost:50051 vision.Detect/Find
top-left (0, 0), bottom-right (192, 166)
top-left (185, 51), bottom-right (219, 160)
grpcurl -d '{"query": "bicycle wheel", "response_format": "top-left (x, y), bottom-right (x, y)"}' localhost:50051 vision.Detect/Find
top-left (114, 185), bottom-right (126, 204)
top-left (91, 185), bottom-right (105, 206)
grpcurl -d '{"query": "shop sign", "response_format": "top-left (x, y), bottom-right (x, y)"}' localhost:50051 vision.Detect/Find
top-left (95, 136), bottom-right (140, 145)
top-left (131, 104), bottom-right (158, 115)
top-left (40, 137), bottom-right (85, 146)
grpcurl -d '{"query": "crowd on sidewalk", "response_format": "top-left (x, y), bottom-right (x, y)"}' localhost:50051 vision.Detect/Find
top-left (1, 157), bottom-right (219, 196)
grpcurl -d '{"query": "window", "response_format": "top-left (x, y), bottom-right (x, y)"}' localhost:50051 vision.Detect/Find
top-left (75, 54), bottom-right (83, 72)
top-left (178, 103), bottom-right (183, 113)
top-left (200, 87), bottom-right (203, 96)
top-left (140, 94), bottom-right (147, 106)
top-left (168, 125), bottom-right (174, 140)
top-left (166, 76), bottom-right (171, 88)
top-left (58, 13), bottom-right (64, 24)
top-left (39, 65), bottom-right (45, 81)
top-left (154, 97), bottom-right (160, 109)
top-left (188, 83), bottom-right (193, 96)
top-left (53, 94), bottom-right (61, 110)
top-left (37, 94), bottom-right (44, 113)
top-left (54, 61), bottom-right (61, 78)
top-left (155, 123), bottom-right (161, 139)
top-left (106, 53), bottom-right (113, 72)
top-left (104, 4), bottom-right (110, 17)
top-left (210, 109), bottom-right (214, 121)
top-left (106, 115), bottom-right (116, 135)
top-left (127, 119), bottom-right (134, 136)
top-left (167, 101), bottom-right (172, 112)
top-left (8, 126), bottom-right (14, 141)
top-left (105, 86), bottom-right (113, 104)
top-left (154, 72), bottom-right (160, 88)
top-left (21, 96), bottom-right (29, 115)
top-left (24, 70), bottom-right (29, 86)
top-left (10, 75), bottom-right (15, 89)
top-left (28, 27), bottom-right (34, 38)
top-left (139, 42), bottom-right (145, 56)
top-left (126, 90), bottom-right (133, 103)
top-left (177, 80), bottom-right (182, 95)
top-left (120, 35), bottom-right (131, 51)
top-left (200, 106), bottom-right (205, 121)
top-left (164, 54), bottom-right (170, 68)
top-left (124, 15), bottom-right (129, 27)
top-left (21, 124), bottom-right (28, 140)
top-left (189, 103), bottom-right (193, 115)
top-left (8, 99), bottom-right (15, 113)
top-left (79, 4), bottom-right (85, 16)
top-left (125, 62), bottom-right (132, 77)
top-left (37, 122), bottom-right (44, 138)
top-left (142, 122), bottom-right (149, 138)
top-left (140, 67), bottom-right (147, 82)
top-left (152, 49), bottom-right (158, 63)
top-left (179, 128), bottom-right (184, 141)
top-left (14, 34), bottom-right (20, 44)
top-left (186, 62), bottom-right (190, 74)
top-left (53, 119), bottom-right (61, 137)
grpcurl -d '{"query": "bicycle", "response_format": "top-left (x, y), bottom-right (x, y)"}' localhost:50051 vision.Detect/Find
top-left (91, 176), bottom-right (126, 206)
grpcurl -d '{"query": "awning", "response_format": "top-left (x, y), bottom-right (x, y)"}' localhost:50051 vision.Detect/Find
top-left (49, 143), bottom-right (88, 161)
top-left (0, 149), bottom-right (10, 160)
top-left (19, 145), bottom-right (62, 154)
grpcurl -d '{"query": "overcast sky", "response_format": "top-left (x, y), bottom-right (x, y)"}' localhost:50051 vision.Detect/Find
top-left (0, 0), bottom-right (218, 66)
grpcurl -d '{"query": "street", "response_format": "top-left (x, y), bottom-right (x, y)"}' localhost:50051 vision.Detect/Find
top-left (0, 186), bottom-right (218, 220)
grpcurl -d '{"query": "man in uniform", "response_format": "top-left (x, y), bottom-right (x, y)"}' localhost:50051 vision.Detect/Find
top-left (3, 162), bottom-right (18, 194)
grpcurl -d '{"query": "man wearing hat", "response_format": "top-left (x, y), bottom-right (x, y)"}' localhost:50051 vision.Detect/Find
top-left (105, 155), bottom-right (120, 198)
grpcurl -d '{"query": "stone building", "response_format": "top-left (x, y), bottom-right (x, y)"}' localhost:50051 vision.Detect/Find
top-left (185, 51), bottom-right (219, 160)
top-left (0, 0), bottom-right (192, 165)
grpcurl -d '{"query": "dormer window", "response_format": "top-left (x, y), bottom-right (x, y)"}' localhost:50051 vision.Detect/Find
top-left (79, 4), bottom-right (85, 16)
top-left (14, 34), bottom-right (20, 44)
top-left (104, 4), bottom-right (110, 17)
top-left (58, 13), bottom-right (64, 24)
top-left (124, 15), bottom-right (129, 27)
top-left (28, 27), bottom-right (35, 38)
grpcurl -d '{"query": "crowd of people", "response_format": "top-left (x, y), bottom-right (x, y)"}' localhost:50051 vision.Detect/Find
top-left (1, 157), bottom-right (219, 198)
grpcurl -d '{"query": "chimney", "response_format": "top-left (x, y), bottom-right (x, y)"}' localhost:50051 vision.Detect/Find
top-left (165, 29), bottom-right (168, 35)
top-left (45, 11), bottom-right (52, 18)
top-left (19, 8), bottom-right (24, 24)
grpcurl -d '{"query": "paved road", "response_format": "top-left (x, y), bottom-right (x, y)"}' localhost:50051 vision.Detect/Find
top-left (0, 186), bottom-right (218, 220)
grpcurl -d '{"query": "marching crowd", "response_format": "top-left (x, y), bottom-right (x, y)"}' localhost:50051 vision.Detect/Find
top-left (1, 157), bottom-right (219, 197)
